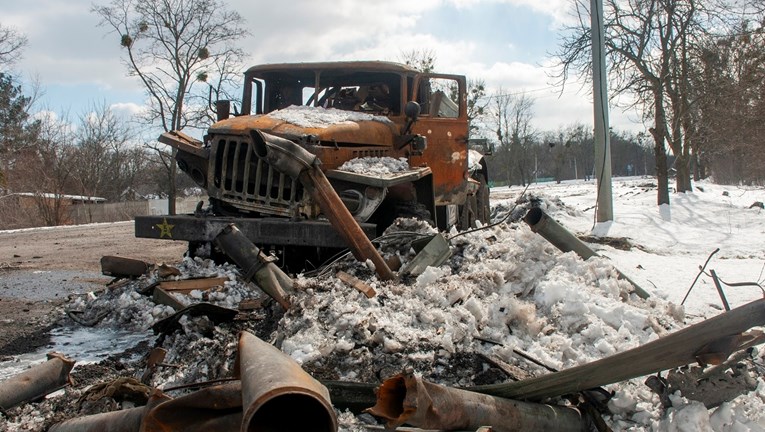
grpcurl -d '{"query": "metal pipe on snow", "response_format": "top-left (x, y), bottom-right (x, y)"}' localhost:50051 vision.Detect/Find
top-left (523, 207), bottom-right (650, 299)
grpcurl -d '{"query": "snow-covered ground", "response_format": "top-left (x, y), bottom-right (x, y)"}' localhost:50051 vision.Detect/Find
top-left (494, 177), bottom-right (765, 317)
top-left (2, 176), bottom-right (764, 431)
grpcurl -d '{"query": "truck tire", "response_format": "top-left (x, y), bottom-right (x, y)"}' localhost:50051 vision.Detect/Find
top-left (459, 171), bottom-right (490, 231)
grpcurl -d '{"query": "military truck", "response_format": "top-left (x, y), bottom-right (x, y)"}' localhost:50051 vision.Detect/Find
top-left (135, 61), bottom-right (490, 272)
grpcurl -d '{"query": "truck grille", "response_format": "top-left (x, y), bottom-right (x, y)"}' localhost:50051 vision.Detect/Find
top-left (211, 136), bottom-right (303, 217)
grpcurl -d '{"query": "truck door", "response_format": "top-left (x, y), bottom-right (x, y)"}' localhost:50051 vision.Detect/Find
top-left (409, 74), bottom-right (469, 206)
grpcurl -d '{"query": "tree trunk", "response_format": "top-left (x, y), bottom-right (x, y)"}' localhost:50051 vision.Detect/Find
top-left (654, 141), bottom-right (670, 205)
top-left (675, 153), bottom-right (692, 193)
top-left (651, 88), bottom-right (671, 206)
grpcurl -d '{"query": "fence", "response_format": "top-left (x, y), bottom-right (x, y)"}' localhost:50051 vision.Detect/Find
top-left (68, 197), bottom-right (207, 225)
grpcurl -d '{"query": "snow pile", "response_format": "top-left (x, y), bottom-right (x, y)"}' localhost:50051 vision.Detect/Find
top-left (3, 177), bottom-right (765, 431)
top-left (338, 156), bottom-right (410, 177)
top-left (268, 105), bottom-right (392, 128)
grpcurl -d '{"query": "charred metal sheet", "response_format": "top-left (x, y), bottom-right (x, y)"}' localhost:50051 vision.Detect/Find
top-left (365, 371), bottom-right (584, 432)
top-left (0, 352), bottom-right (75, 411)
top-left (159, 131), bottom-right (210, 189)
top-left (252, 130), bottom-right (395, 280)
top-left (237, 330), bottom-right (338, 432)
top-left (100, 256), bottom-right (151, 278)
top-left (214, 223), bottom-right (292, 309)
top-left (142, 382), bottom-right (243, 431)
top-left (523, 207), bottom-right (650, 299)
top-left (400, 233), bottom-right (451, 276)
top-left (135, 215), bottom-right (376, 248)
top-left (152, 303), bottom-right (238, 336)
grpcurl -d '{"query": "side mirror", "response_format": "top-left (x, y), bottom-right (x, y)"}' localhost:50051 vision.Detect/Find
top-left (403, 101), bottom-right (421, 135)
top-left (405, 101), bottom-right (421, 120)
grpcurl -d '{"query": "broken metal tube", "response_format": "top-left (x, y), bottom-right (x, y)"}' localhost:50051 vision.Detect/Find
top-left (0, 352), bottom-right (75, 411)
top-left (48, 407), bottom-right (146, 432)
top-left (523, 207), bottom-right (650, 299)
top-left (49, 390), bottom-right (171, 432)
top-left (237, 331), bottom-right (338, 432)
top-left (251, 130), bottom-right (395, 281)
top-left (365, 372), bottom-right (585, 432)
top-left (214, 223), bottom-right (292, 309)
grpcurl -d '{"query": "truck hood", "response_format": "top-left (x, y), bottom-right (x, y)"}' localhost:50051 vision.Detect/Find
top-left (210, 105), bottom-right (401, 146)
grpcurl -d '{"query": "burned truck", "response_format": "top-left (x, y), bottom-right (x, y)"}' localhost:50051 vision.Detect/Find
top-left (135, 61), bottom-right (490, 272)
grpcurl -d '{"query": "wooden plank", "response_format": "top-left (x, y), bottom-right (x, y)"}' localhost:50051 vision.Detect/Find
top-left (159, 277), bottom-right (229, 293)
top-left (469, 298), bottom-right (765, 401)
top-left (337, 271), bottom-right (376, 298)
top-left (478, 353), bottom-right (532, 381)
top-left (152, 287), bottom-right (185, 311)
top-left (238, 298), bottom-right (267, 311)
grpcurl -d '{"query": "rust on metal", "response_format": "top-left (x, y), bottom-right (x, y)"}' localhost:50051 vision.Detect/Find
top-left (100, 256), bottom-right (151, 278)
top-left (237, 330), bottom-right (338, 432)
top-left (336, 270), bottom-right (377, 298)
top-left (141, 383), bottom-right (243, 431)
top-left (0, 352), bottom-right (75, 411)
top-left (365, 371), bottom-right (584, 432)
top-left (252, 130), bottom-right (395, 281)
top-left (214, 223), bottom-right (293, 309)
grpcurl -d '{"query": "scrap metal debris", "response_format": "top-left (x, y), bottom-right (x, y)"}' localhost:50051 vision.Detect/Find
top-left (3, 195), bottom-right (765, 430)
top-left (365, 370), bottom-right (584, 432)
top-left (0, 353), bottom-right (75, 411)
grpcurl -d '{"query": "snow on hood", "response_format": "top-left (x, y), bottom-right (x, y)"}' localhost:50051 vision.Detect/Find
top-left (268, 105), bottom-right (393, 129)
top-left (338, 156), bottom-right (409, 177)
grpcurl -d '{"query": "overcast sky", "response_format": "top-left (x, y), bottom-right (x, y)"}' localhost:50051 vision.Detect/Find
top-left (1, 0), bottom-right (645, 135)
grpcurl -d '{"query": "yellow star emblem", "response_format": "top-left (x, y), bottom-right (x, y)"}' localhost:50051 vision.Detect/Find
top-left (156, 218), bottom-right (175, 238)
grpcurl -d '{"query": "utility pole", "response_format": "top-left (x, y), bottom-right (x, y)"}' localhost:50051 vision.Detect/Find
top-left (591, 0), bottom-right (613, 222)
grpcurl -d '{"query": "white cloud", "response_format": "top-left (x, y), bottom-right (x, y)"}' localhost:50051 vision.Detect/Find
top-left (2, 0), bottom-right (643, 133)
top-left (109, 102), bottom-right (147, 118)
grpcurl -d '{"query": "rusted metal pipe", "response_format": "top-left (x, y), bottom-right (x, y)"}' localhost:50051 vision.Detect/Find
top-left (237, 330), bottom-right (338, 432)
top-left (523, 207), bottom-right (650, 299)
top-left (49, 390), bottom-right (170, 432)
top-left (0, 352), bottom-right (75, 411)
top-left (251, 130), bottom-right (395, 281)
top-left (48, 407), bottom-right (146, 432)
top-left (365, 372), bottom-right (584, 432)
top-left (214, 223), bottom-right (292, 309)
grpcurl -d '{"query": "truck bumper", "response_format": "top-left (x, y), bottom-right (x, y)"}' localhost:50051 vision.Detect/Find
top-left (135, 215), bottom-right (377, 248)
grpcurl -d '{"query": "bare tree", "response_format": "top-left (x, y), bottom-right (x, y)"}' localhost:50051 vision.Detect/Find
top-left (0, 23), bottom-right (27, 68)
top-left (14, 113), bottom-right (78, 226)
top-left (93, 0), bottom-right (247, 214)
top-left (693, 18), bottom-right (765, 184)
top-left (556, 0), bottom-right (720, 204)
top-left (491, 89), bottom-right (536, 186)
top-left (399, 49), bottom-right (437, 73)
top-left (71, 102), bottom-right (133, 201)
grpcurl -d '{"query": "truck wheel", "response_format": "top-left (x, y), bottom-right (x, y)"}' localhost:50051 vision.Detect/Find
top-left (459, 171), bottom-right (490, 231)
top-left (475, 172), bottom-right (490, 225)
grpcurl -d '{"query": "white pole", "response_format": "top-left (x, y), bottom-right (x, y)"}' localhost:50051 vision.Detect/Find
top-left (591, 0), bottom-right (613, 222)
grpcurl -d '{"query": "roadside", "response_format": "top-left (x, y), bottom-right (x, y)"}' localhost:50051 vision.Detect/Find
top-left (0, 221), bottom-right (187, 355)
